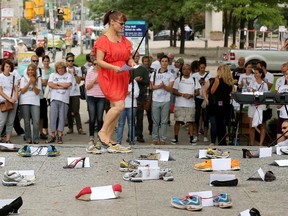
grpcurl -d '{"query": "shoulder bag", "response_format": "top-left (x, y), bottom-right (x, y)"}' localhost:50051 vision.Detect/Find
top-left (0, 76), bottom-right (15, 112)
top-left (144, 71), bottom-right (157, 112)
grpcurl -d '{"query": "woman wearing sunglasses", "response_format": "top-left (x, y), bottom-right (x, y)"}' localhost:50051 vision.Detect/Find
top-left (94, 10), bottom-right (135, 150)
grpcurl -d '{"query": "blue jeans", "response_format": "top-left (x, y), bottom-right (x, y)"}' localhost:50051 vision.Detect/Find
top-left (21, 105), bottom-right (40, 142)
top-left (151, 101), bottom-right (170, 141)
top-left (87, 96), bottom-right (105, 137)
top-left (117, 107), bottom-right (137, 143)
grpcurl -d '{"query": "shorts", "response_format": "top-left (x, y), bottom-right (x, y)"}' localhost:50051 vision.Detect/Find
top-left (174, 107), bottom-right (195, 123)
top-left (248, 105), bottom-right (266, 118)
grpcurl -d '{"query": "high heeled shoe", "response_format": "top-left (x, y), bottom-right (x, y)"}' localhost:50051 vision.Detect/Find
top-left (63, 157), bottom-right (86, 169)
top-left (0, 196), bottom-right (23, 215)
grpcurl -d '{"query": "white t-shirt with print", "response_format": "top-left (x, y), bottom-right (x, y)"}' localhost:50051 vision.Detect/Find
top-left (23, 67), bottom-right (44, 99)
top-left (264, 72), bottom-right (274, 89)
top-left (66, 67), bottom-right (82, 96)
top-left (173, 76), bottom-right (201, 107)
top-left (125, 80), bottom-right (139, 108)
top-left (48, 72), bottom-right (73, 104)
top-left (277, 85), bottom-right (288, 118)
top-left (150, 70), bottom-right (175, 103)
top-left (248, 80), bottom-right (268, 92)
top-left (192, 72), bottom-right (211, 99)
top-left (0, 73), bottom-right (17, 103)
top-left (238, 73), bottom-right (255, 91)
top-left (19, 76), bottom-right (42, 106)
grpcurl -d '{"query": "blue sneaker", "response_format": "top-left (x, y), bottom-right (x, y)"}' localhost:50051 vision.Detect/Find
top-left (47, 145), bottom-right (60, 157)
top-left (171, 195), bottom-right (202, 211)
top-left (213, 193), bottom-right (232, 208)
top-left (17, 145), bottom-right (32, 157)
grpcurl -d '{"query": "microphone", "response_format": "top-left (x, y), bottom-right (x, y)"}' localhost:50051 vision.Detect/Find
top-left (147, 22), bottom-right (153, 28)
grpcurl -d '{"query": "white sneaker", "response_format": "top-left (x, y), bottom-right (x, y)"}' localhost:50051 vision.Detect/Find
top-left (192, 136), bottom-right (198, 143)
top-left (203, 137), bottom-right (209, 142)
top-left (2, 171), bottom-right (35, 186)
top-left (88, 138), bottom-right (94, 145)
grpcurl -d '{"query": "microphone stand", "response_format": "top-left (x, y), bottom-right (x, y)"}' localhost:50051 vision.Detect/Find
top-left (130, 23), bottom-right (151, 145)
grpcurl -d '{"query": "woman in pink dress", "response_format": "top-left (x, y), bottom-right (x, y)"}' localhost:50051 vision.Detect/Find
top-left (94, 10), bottom-right (135, 147)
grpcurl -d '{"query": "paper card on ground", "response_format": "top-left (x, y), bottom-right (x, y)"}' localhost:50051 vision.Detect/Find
top-left (0, 143), bottom-right (15, 148)
top-left (199, 150), bottom-right (207, 159)
top-left (258, 168), bottom-right (265, 181)
top-left (90, 185), bottom-right (116, 200)
top-left (119, 64), bottom-right (140, 72)
top-left (211, 158), bottom-right (231, 171)
top-left (188, 191), bottom-right (213, 207)
top-left (0, 199), bottom-right (17, 208)
top-left (259, 147), bottom-right (272, 158)
top-left (209, 174), bottom-right (236, 186)
top-left (138, 166), bottom-right (160, 180)
top-left (273, 160), bottom-right (288, 166)
top-left (0, 157), bottom-right (5, 166)
top-left (67, 157), bottom-right (90, 168)
top-left (276, 147), bottom-right (288, 155)
top-left (155, 150), bottom-right (169, 161)
top-left (30, 146), bottom-right (48, 156)
top-left (136, 160), bottom-right (158, 168)
top-left (239, 209), bottom-right (251, 216)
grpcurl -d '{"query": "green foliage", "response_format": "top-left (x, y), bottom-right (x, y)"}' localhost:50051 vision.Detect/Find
top-left (20, 18), bottom-right (34, 36)
top-left (74, 54), bottom-right (86, 67)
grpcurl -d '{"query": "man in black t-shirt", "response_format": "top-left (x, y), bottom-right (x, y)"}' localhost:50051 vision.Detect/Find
top-left (232, 57), bottom-right (245, 86)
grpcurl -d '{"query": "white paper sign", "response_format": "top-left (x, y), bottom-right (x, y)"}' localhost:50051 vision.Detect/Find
top-left (0, 199), bottom-right (17, 208)
top-left (67, 157), bottom-right (90, 168)
top-left (258, 168), bottom-right (265, 181)
top-left (199, 150), bottom-right (207, 159)
top-left (239, 209), bottom-right (251, 216)
top-left (259, 147), bottom-right (272, 158)
top-left (120, 64), bottom-right (139, 72)
top-left (211, 158), bottom-right (231, 171)
top-left (0, 157), bottom-right (5, 167)
top-left (138, 166), bottom-right (160, 180)
top-left (188, 191), bottom-right (213, 207)
top-left (136, 160), bottom-right (158, 168)
top-left (90, 185), bottom-right (116, 200)
top-left (209, 174), bottom-right (236, 186)
top-left (30, 146), bottom-right (48, 156)
top-left (156, 150), bottom-right (169, 161)
top-left (0, 143), bottom-right (15, 148)
top-left (273, 160), bottom-right (288, 166)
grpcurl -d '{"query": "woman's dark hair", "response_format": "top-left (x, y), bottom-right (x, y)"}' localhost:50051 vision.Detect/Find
top-left (1, 59), bottom-right (14, 72)
top-left (86, 54), bottom-right (91, 62)
top-left (191, 60), bottom-right (199, 73)
top-left (255, 67), bottom-right (265, 79)
top-left (244, 62), bottom-right (252, 68)
top-left (160, 55), bottom-right (169, 62)
top-left (42, 55), bottom-right (50, 62)
top-left (199, 56), bottom-right (207, 66)
top-left (35, 47), bottom-right (45, 57)
top-left (103, 10), bottom-right (127, 26)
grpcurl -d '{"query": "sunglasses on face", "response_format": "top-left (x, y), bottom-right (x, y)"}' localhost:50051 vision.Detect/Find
top-left (32, 60), bottom-right (39, 63)
top-left (67, 60), bottom-right (74, 62)
top-left (114, 20), bottom-right (125, 26)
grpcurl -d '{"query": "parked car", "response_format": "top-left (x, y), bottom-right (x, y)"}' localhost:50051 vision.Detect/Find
top-left (18, 37), bottom-right (37, 51)
top-left (154, 30), bottom-right (171, 41)
top-left (47, 34), bottom-right (64, 51)
top-left (1, 43), bottom-right (17, 65)
top-left (1, 37), bottom-right (18, 49)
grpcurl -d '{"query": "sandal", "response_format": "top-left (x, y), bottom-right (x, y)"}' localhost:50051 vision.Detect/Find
top-left (96, 135), bottom-right (110, 148)
top-left (45, 136), bottom-right (56, 144)
top-left (57, 136), bottom-right (63, 144)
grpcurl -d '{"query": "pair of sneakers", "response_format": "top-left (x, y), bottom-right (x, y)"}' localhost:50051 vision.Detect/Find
top-left (171, 139), bottom-right (197, 145)
top-left (17, 145), bottom-right (60, 157)
top-left (206, 148), bottom-right (230, 159)
top-left (194, 159), bottom-right (240, 171)
top-left (123, 168), bottom-right (174, 182)
top-left (2, 171), bottom-right (35, 186)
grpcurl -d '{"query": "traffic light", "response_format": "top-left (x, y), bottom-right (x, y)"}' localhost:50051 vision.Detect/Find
top-left (63, 8), bottom-right (71, 22)
top-left (25, 1), bottom-right (35, 20)
top-left (57, 8), bottom-right (64, 20)
top-left (34, 0), bottom-right (44, 16)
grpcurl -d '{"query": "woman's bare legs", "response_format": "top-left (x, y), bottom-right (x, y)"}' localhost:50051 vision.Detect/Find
top-left (249, 118), bottom-right (255, 146)
top-left (98, 100), bottom-right (125, 144)
top-left (259, 124), bottom-right (266, 146)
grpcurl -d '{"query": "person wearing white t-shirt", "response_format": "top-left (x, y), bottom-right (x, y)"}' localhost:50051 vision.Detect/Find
top-left (171, 64), bottom-right (200, 145)
top-left (46, 61), bottom-right (72, 144)
top-left (238, 62), bottom-right (254, 92)
top-left (256, 60), bottom-right (274, 91)
top-left (20, 64), bottom-right (41, 144)
top-left (247, 68), bottom-right (269, 146)
top-left (0, 60), bottom-right (18, 143)
top-left (150, 55), bottom-right (175, 145)
top-left (66, 53), bottom-right (86, 135)
top-left (275, 62), bottom-right (288, 93)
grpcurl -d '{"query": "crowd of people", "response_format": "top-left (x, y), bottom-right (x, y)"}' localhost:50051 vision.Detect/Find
top-left (1, 11), bottom-right (287, 148)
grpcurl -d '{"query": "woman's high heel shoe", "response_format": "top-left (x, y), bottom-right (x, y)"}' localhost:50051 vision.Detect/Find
top-left (0, 196), bottom-right (23, 215)
top-left (63, 157), bottom-right (86, 169)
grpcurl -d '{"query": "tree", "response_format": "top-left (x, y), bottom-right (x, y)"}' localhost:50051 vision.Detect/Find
top-left (20, 18), bottom-right (34, 36)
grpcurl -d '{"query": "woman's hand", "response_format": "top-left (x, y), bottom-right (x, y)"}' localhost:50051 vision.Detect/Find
top-left (113, 66), bottom-right (121, 73)
top-left (9, 98), bottom-right (17, 104)
top-left (30, 77), bottom-right (36, 86)
top-left (127, 58), bottom-right (136, 67)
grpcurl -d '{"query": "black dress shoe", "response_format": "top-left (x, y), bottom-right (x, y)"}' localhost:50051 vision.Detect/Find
top-left (0, 196), bottom-right (23, 215)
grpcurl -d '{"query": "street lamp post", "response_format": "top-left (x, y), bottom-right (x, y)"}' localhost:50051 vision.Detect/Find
top-left (80, 0), bottom-right (84, 54)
